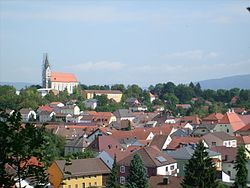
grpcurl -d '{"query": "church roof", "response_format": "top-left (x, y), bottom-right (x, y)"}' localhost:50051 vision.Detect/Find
top-left (51, 72), bottom-right (78, 83)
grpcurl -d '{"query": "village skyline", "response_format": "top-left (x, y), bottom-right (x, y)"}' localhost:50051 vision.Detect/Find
top-left (1, 1), bottom-right (250, 86)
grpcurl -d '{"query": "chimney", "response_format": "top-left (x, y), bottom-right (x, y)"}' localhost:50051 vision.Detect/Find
top-left (163, 176), bottom-right (169, 185)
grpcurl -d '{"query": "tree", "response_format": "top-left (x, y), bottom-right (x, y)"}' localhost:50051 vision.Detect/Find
top-left (181, 141), bottom-right (218, 188)
top-left (0, 110), bottom-right (49, 187)
top-left (233, 146), bottom-right (248, 188)
top-left (126, 154), bottom-right (148, 188)
top-left (107, 155), bottom-right (120, 188)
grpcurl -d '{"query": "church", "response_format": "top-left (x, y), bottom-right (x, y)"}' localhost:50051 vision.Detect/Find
top-left (42, 53), bottom-right (78, 94)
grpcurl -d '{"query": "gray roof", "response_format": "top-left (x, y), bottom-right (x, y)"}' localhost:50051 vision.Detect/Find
top-left (167, 145), bottom-right (220, 160)
top-left (55, 158), bottom-right (110, 177)
top-left (113, 109), bottom-right (135, 118)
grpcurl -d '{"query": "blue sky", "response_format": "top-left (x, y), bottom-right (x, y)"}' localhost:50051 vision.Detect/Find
top-left (0, 0), bottom-right (250, 87)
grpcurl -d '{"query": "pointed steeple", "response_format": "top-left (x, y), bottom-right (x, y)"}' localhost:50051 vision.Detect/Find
top-left (42, 53), bottom-right (51, 88)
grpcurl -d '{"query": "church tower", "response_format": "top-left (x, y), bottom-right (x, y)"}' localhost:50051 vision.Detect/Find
top-left (42, 53), bottom-right (51, 88)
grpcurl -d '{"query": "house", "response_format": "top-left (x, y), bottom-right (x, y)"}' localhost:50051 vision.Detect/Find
top-left (113, 109), bottom-right (135, 122)
top-left (83, 99), bottom-right (98, 110)
top-left (191, 124), bottom-right (215, 136)
top-left (97, 151), bottom-right (114, 169)
top-left (166, 136), bottom-right (205, 151)
top-left (210, 146), bottom-right (238, 181)
top-left (167, 145), bottom-right (221, 176)
top-left (37, 105), bottom-right (53, 114)
top-left (216, 111), bottom-right (246, 135)
top-left (60, 105), bottom-right (80, 116)
top-left (39, 111), bottom-right (56, 123)
top-left (48, 158), bottom-right (110, 188)
top-left (117, 146), bottom-right (178, 185)
top-left (125, 97), bottom-right (141, 106)
top-left (37, 88), bottom-right (59, 97)
top-left (82, 90), bottom-right (123, 103)
top-left (202, 113), bottom-right (224, 124)
top-left (175, 104), bottom-right (191, 109)
top-left (64, 135), bottom-right (90, 155)
top-left (236, 135), bottom-right (250, 159)
top-left (153, 105), bottom-right (165, 112)
top-left (50, 102), bottom-right (65, 108)
top-left (202, 132), bottom-right (237, 148)
top-left (235, 123), bottom-right (250, 136)
top-left (149, 135), bottom-right (172, 151)
top-left (19, 108), bottom-right (36, 122)
top-left (87, 135), bottom-right (123, 152)
top-left (149, 175), bottom-right (183, 188)
top-left (110, 120), bottom-right (132, 130)
top-left (129, 105), bottom-right (148, 112)
top-left (233, 108), bottom-right (247, 115)
top-left (177, 115), bottom-right (202, 126)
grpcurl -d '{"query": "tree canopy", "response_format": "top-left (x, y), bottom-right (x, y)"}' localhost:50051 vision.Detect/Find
top-left (126, 154), bottom-right (148, 188)
top-left (181, 141), bottom-right (218, 188)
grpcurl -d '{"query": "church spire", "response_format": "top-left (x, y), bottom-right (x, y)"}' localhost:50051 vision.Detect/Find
top-left (42, 53), bottom-right (51, 88)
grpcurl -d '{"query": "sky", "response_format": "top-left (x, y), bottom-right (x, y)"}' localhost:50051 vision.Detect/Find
top-left (0, 0), bottom-right (250, 87)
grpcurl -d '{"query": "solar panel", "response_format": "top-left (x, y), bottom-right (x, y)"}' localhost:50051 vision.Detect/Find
top-left (156, 156), bottom-right (167, 163)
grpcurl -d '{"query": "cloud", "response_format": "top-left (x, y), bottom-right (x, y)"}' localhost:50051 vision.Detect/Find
top-left (67, 61), bottom-right (126, 72)
top-left (162, 50), bottom-right (218, 61)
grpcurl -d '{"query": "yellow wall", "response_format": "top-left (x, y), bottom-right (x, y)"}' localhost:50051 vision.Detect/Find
top-left (62, 175), bottom-right (103, 188)
top-left (83, 91), bottom-right (123, 103)
top-left (48, 162), bottom-right (64, 188)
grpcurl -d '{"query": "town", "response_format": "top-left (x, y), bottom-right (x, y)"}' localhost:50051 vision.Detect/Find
top-left (0, 54), bottom-right (249, 188)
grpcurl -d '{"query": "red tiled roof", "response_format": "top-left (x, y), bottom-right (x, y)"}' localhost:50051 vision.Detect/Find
top-left (203, 113), bottom-right (224, 122)
top-left (51, 72), bottom-right (78, 83)
top-left (118, 146), bottom-right (176, 167)
top-left (37, 105), bottom-right (53, 112)
top-left (237, 123), bottom-right (250, 132)
top-left (178, 115), bottom-right (201, 125)
top-left (167, 136), bottom-right (202, 150)
top-left (219, 112), bottom-right (246, 131)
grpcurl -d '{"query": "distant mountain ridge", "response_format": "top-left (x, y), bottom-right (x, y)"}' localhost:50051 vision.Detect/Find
top-left (0, 82), bottom-right (34, 90)
top-left (197, 74), bottom-right (250, 90)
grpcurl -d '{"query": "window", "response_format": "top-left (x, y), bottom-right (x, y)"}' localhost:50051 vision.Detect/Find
top-left (212, 142), bottom-right (216, 146)
top-left (120, 166), bottom-right (125, 173)
top-left (166, 166), bottom-right (168, 171)
top-left (75, 184), bottom-right (78, 188)
top-left (227, 129), bottom-right (229, 133)
top-left (94, 182), bottom-right (97, 186)
top-left (120, 176), bottom-right (125, 184)
top-left (82, 183), bottom-right (85, 188)
top-left (89, 183), bottom-right (91, 187)
top-left (170, 165), bottom-right (175, 170)
top-left (68, 186), bottom-right (71, 188)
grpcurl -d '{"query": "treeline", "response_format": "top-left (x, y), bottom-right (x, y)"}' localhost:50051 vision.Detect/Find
top-left (0, 82), bottom-right (249, 116)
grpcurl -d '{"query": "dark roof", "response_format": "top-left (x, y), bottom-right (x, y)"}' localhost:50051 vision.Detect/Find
top-left (149, 135), bottom-right (169, 150)
top-left (113, 109), bottom-right (135, 118)
top-left (149, 175), bottom-right (183, 188)
top-left (212, 132), bottom-right (236, 140)
top-left (55, 158), bottom-right (110, 177)
top-left (118, 146), bottom-right (176, 167)
top-left (167, 145), bottom-right (220, 160)
top-left (210, 146), bottom-right (237, 163)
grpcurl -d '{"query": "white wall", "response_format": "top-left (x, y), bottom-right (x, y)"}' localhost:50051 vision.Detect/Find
top-left (156, 163), bottom-right (178, 176)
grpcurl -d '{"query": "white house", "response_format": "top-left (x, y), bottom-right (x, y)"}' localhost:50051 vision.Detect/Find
top-left (19, 108), bottom-right (36, 122)
top-left (83, 99), bottom-right (98, 110)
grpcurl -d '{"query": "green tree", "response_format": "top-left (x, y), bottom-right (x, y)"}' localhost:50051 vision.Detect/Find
top-left (0, 110), bottom-right (49, 187)
top-left (107, 155), bottom-right (120, 188)
top-left (233, 146), bottom-right (248, 188)
top-left (65, 149), bottom-right (95, 160)
top-left (126, 154), bottom-right (148, 188)
top-left (181, 141), bottom-right (218, 188)
top-left (111, 84), bottom-right (126, 92)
